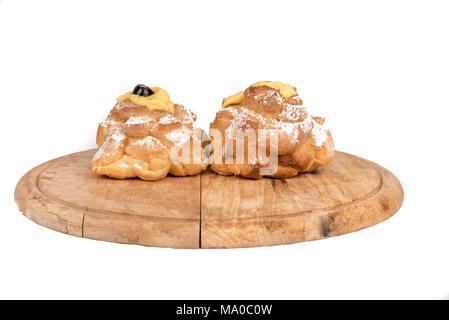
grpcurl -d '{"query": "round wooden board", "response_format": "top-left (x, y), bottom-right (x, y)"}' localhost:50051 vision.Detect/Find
top-left (14, 150), bottom-right (403, 249)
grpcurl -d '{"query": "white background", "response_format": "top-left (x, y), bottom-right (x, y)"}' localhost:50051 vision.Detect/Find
top-left (1, 0), bottom-right (448, 299)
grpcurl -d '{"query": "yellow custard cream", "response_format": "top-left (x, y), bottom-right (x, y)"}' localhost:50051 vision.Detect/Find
top-left (252, 81), bottom-right (297, 98)
top-left (117, 87), bottom-right (175, 113)
top-left (222, 91), bottom-right (244, 108)
top-left (222, 81), bottom-right (297, 108)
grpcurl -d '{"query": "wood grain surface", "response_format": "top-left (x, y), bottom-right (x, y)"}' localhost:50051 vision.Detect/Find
top-left (14, 150), bottom-right (403, 249)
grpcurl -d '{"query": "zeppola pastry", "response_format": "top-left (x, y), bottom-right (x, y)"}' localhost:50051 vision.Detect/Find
top-left (92, 84), bottom-right (208, 180)
top-left (209, 81), bottom-right (335, 179)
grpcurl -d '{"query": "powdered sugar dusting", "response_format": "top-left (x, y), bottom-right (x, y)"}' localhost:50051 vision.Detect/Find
top-left (303, 104), bottom-right (325, 119)
top-left (92, 148), bottom-right (104, 162)
top-left (311, 119), bottom-right (329, 147)
top-left (279, 121), bottom-right (300, 141)
top-left (181, 108), bottom-right (196, 125)
top-left (220, 102), bottom-right (329, 148)
top-left (253, 90), bottom-right (284, 106)
top-left (125, 116), bottom-right (151, 125)
top-left (299, 105), bottom-right (329, 147)
top-left (92, 128), bottom-right (126, 162)
top-left (280, 104), bottom-right (302, 121)
top-left (159, 114), bottom-right (179, 125)
top-left (224, 107), bottom-right (260, 140)
top-left (299, 113), bottom-right (313, 133)
top-left (109, 129), bottom-right (126, 142)
top-left (165, 127), bottom-right (192, 146)
top-left (131, 135), bottom-right (161, 149)
top-left (99, 119), bottom-right (119, 129)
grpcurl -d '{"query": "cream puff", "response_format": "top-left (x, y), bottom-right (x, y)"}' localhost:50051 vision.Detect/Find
top-left (92, 84), bottom-right (208, 180)
top-left (209, 81), bottom-right (334, 179)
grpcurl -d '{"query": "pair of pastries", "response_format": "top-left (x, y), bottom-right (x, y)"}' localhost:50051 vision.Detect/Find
top-left (92, 82), bottom-right (334, 180)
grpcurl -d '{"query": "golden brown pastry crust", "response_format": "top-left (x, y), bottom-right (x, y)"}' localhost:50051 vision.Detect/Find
top-left (209, 84), bottom-right (335, 179)
top-left (92, 100), bottom-right (208, 180)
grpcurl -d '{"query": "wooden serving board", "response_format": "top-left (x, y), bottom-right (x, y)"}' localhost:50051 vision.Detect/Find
top-left (14, 150), bottom-right (403, 249)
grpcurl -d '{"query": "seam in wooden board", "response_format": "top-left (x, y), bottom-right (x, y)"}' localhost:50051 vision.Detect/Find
top-left (199, 172), bottom-right (202, 248)
top-left (81, 211), bottom-right (86, 238)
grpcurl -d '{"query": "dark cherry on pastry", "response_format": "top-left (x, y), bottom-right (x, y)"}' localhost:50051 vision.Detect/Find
top-left (132, 84), bottom-right (154, 97)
